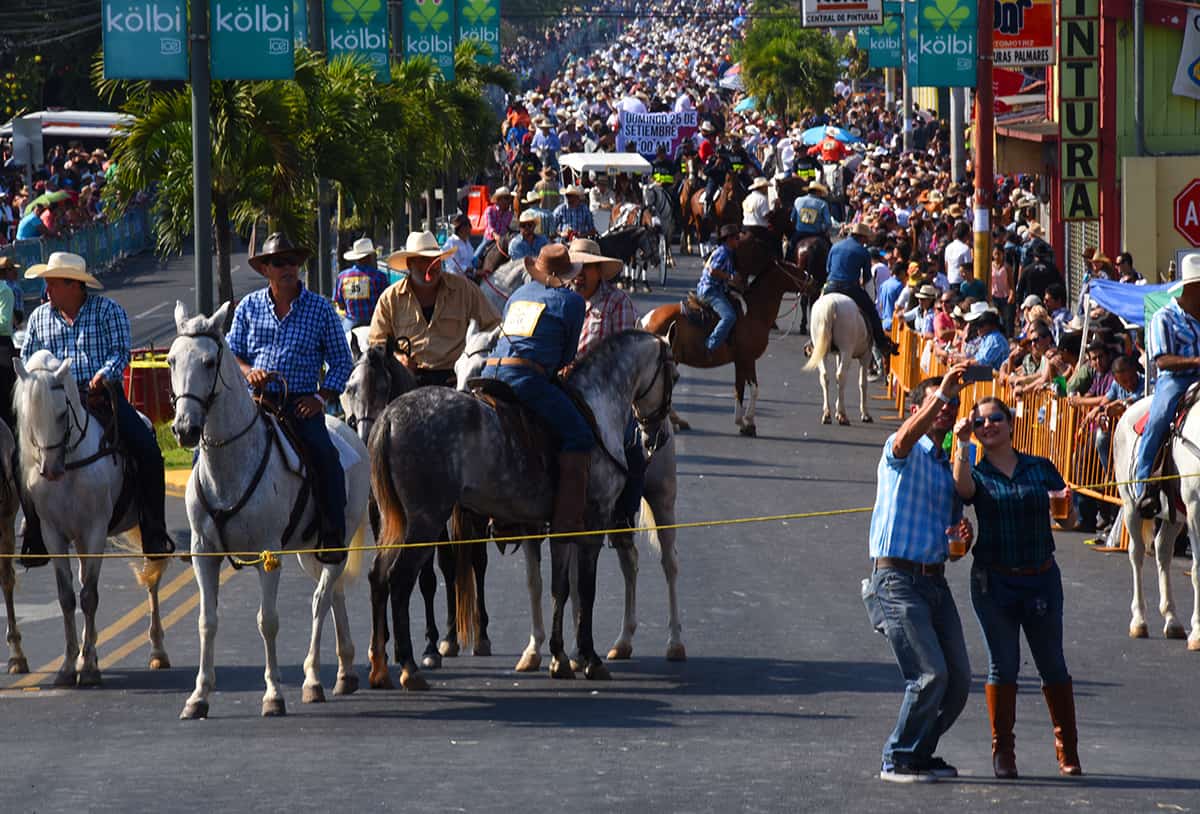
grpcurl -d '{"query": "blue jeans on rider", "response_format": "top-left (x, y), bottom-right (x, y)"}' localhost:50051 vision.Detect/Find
top-left (615, 414), bottom-right (647, 523)
top-left (970, 562), bottom-right (1070, 686)
top-left (483, 367), bottom-right (595, 453)
top-left (872, 567), bottom-right (971, 768)
top-left (1134, 371), bottom-right (1199, 498)
top-left (115, 390), bottom-right (170, 544)
top-left (471, 237), bottom-right (494, 269)
top-left (700, 290), bottom-right (737, 352)
top-left (704, 176), bottom-right (723, 209)
top-left (285, 396), bottom-right (346, 537)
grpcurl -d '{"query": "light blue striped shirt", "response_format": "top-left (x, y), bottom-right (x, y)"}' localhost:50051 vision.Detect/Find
top-left (1149, 298), bottom-right (1200, 382)
top-left (869, 432), bottom-right (962, 564)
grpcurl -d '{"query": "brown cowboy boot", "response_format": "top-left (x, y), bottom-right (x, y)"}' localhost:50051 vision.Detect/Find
top-left (552, 451), bottom-right (591, 535)
top-left (1042, 681), bottom-right (1083, 776)
top-left (986, 683), bottom-right (1019, 779)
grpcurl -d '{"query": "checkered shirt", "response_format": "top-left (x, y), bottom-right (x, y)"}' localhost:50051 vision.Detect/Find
top-left (22, 294), bottom-right (131, 386)
top-left (577, 281), bottom-right (639, 358)
top-left (868, 433), bottom-right (963, 564)
top-left (553, 202), bottom-right (596, 236)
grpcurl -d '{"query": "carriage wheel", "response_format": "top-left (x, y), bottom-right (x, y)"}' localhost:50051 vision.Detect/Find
top-left (658, 234), bottom-right (668, 286)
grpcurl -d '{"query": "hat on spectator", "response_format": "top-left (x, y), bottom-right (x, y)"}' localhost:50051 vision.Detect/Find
top-left (748, 177), bottom-right (769, 192)
top-left (1027, 222), bottom-right (1045, 237)
top-left (564, 184), bottom-right (586, 197)
top-left (248, 232), bottom-right (310, 274)
top-left (964, 302), bottom-right (999, 322)
top-left (717, 223), bottom-right (741, 241)
top-left (849, 221), bottom-right (873, 240)
top-left (524, 190), bottom-right (541, 205)
top-left (1021, 294), bottom-right (1042, 309)
top-left (946, 203), bottom-right (964, 218)
top-left (385, 230), bottom-right (453, 271)
top-left (518, 209), bottom-right (539, 224)
top-left (526, 243), bottom-right (582, 286)
top-left (916, 284), bottom-right (938, 300)
top-left (1182, 252), bottom-right (1200, 284)
top-left (808, 182), bottom-right (830, 196)
top-left (0, 257), bottom-right (22, 271)
top-left (343, 237), bottom-right (378, 261)
top-left (25, 251), bottom-right (103, 289)
top-left (568, 238), bottom-right (623, 279)
top-left (491, 186), bottom-right (513, 200)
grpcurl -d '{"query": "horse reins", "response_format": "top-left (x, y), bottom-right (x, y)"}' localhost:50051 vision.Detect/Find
top-left (29, 380), bottom-right (114, 471)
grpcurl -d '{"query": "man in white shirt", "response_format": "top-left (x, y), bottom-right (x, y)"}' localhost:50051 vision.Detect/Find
top-left (741, 177), bottom-right (776, 257)
top-left (943, 221), bottom-right (972, 289)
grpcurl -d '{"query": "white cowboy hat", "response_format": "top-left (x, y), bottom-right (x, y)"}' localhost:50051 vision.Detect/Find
top-left (491, 186), bottom-right (513, 200)
top-left (518, 209), bottom-right (540, 224)
top-left (748, 177), bottom-right (769, 192)
top-left (699, 120), bottom-right (716, 134)
top-left (849, 221), bottom-right (874, 240)
top-left (915, 284), bottom-right (938, 300)
top-left (564, 184), bottom-right (586, 197)
top-left (342, 237), bottom-right (377, 261)
top-left (385, 230), bottom-right (452, 271)
top-left (568, 238), bottom-right (623, 280)
top-left (25, 251), bottom-right (103, 289)
top-left (963, 302), bottom-right (999, 322)
top-left (523, 190), bottom-right (541, 205)
top-left (1183, 252), bottom-right (1200, 284)
top-left (808, 182), bottom-right (830, 196)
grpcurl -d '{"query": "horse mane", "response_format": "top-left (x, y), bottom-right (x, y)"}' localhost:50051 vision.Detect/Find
top-left (14, 350), bottom-right (84, 475)
top-left (570, 330), bottom-right (651, 390)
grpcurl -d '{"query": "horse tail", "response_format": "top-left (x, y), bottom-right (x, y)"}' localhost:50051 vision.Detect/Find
top-left (638, 497), bottom-right (660, 556)
top-left (451, 505), bottom-right (478, 650)
top-left (370, 421), bottom-right (407, 565)
top-left (804, 297), bottom-right (833, 371)
top-left (334, 522), bottom-right (366, 591)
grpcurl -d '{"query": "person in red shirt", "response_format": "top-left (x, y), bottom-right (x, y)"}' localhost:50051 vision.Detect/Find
top-left (808, 127), bottom-right (849, 164)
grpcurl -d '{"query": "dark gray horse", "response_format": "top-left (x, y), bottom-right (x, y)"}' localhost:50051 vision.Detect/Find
top-left (370, 330), bottom-right (677, 689)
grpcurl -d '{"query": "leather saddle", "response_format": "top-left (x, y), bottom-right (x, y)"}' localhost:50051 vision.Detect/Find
top-left (681, 290), bottom-right (745, 336)
top-left (466, 377), bottom-right (558, 467)
top-left (83, 382), bottom-right (138, 533)
top-left (1131, 382), bottom-right (1200, 519)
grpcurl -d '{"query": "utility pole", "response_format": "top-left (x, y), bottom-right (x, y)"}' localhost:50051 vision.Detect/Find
top-left (309, 0), bottom-right (333, 296)
top-left (901, 0), bottom-right (912, 152)
top-left (950, 87), bottom-right (965, 181)
top-left (191, 0), bottom-right (213, 316)
top-left (972, 0), bottom-right (995, 286)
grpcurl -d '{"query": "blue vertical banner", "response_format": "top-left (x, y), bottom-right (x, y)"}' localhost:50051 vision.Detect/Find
top-left (403, 0), bottom-right (456, 80)
top-left (101, 0), bottom-right (189, 79)
top-left (325, 0), bottom-right (392, 81)
top-left (913, 0), bottom-right (977, 87)
top-left (210, 0), bottom-right (296, 79)
top-left (456, 0), bottom-right (500, 65)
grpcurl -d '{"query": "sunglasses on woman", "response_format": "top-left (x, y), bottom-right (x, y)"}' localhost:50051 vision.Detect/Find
top-left (973, 412), bottom-right (1007, 428)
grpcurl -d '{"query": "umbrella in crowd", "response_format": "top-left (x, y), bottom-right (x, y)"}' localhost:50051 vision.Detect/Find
top-left (23, 190), bottom-right (70, 214)
top-left (800, 125), bottom-right (862, 146)
top-left (734, 96), bottom-right (757, 113)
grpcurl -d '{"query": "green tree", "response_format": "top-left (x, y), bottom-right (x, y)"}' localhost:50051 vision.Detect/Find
top-left (734, 2), bottom-right (844, 119)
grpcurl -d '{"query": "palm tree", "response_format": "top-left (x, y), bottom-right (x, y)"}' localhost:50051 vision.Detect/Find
top-left (735, 3), bottom-right (843, 119)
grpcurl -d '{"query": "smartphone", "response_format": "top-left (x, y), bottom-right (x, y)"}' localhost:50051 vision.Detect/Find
top-left (963, 365), bottom-right (994, 383)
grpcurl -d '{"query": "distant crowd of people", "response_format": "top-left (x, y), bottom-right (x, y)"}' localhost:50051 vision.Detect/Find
top-left (0, 142), bottom-right (118, 245)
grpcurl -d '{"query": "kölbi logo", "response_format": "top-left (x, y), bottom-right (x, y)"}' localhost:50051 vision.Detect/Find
top-left (919, 32), bottom-right (975, 55)
top-left (214, 2), bottom-right (291, 33)
top-left (105, 2), bottom-right (183, 33)
top-left (329, 27), bottom-right (386, 50)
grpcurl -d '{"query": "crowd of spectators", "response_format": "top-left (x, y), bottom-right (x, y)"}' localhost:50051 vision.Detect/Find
top-left (0, 141), bottom-right (116, 245)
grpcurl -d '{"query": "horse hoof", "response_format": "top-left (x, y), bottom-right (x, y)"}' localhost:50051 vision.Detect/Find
top-left (369, 671), bottom-right (394, 690)
top-left (607, 642), bottom-right (633, 660)
top-left (514, 652), bottom-right (542, 673)
top-left (584, 659), bottom-right (612, 681)
top-left (302, 684), bottom-right (326, 704)
top-left (262, 697), bottom-right (287, 717)
top-left (739, 424), bottom-right (757, 437)
top-left (1188, 637), bottom-right (1200, 652)
top-left (7, 657), bottom-right (29, 674)
top-left (76, 668), bottom-right (102, 688)
top-left (861, 415), bottom-right (874, 424)
top-left (53, 669), bottom-right (76, 688)
top-left (1129, 622), bottom-right (1149, 639)
top-left (666, 642), bottom-right (688, 661)
top-left (400, 668), bottom-right (429, 691)
top-left (438, 639), bottom-right (460, 658)
top-left (837, 415), bottom-right (850, 426)
top-left (149, 654), bottom-right (171, 670)
top-left (549, 656), bottom-right (575, 680)
top-left (333, 673), bottom-right (359, 696)
top-left (422, 651), bottom-right (443, 670)
top-left (473, 639), bottom-right (492, 657)
top-left (821, 414), bottom-right (832, 425)
top-left (1165, 624), bottom-right (1188, 640)
top-left (569, 656), bottom-right (583, 673)
top-left (180, 699), bottom-right (209, 720)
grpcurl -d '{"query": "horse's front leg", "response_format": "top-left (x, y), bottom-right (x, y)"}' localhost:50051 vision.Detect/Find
top-left (547, 539), bottom-right (574, 679)
top-left (576, 540), bottom-right (609, 680)
top-left (472, 541), bottom-right (491, 656)
top-left (1126, 509), bottom-right (1151, 638)
top-left (1161, 518), bottom-right (1190, 639)
top-left (516, 539), bottom-right (544, 672)
top-left (733, 363), bottom-right (747, 429)
top-left (181, 544), bottom-right (221, 719)
top-left (859, 355), bottom-right (873, 423)
top-left (434, 543), bottom-right (456, 662)
top-left (391, 547), bottom-right (431, 690)
top-left (742, 367), bottom-right (759, 437)
top-left (1188, 538), bottom-right (1200, 651)
top-left (647, 484), bottom-right (686, 661)
top-left (257, 562), bottom-right (286, 716)
top-left (137, 556), bottom-right (171, 670)
top-left (330, 586), bottom-right (359, 695)
top-left (301, 559), bottom-right (341, 703)
top-left (607, 533), bottom-right (638, 661)
top-left (74, 540), bottom-right (103, 687)
top-left (0, 524), bottom-right (28, 673)
top-left (367, 552), bottom-right (394, 688)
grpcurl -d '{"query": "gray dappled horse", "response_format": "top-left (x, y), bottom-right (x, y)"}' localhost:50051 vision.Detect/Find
top-left (0, 421), bottom-right (27, 674)
top-left (371, 331), bottom-right (677, 688)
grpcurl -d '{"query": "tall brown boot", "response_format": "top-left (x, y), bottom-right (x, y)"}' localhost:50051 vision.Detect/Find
top-left (986, 683), bottom-right (1019, 779)
top-left (552, 451), bottom-right (591, 535)
top-left (1042, 681), bottom-right (1083, 776)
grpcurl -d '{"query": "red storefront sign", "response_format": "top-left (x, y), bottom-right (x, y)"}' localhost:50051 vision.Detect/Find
top-left (994, 0), bottom-right (1055, 66)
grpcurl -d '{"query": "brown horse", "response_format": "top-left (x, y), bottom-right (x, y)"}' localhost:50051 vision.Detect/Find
top-left (641, 253), bottom-right (814, 437)
top-left (677, 157), bottom-right (702, 255)
top-left (686, 174), bottom-right (743, 254)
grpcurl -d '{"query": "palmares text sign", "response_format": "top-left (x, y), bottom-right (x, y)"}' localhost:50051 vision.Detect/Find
top-left (1059, 0), bottom-right (1100, 221)
top-left (404, 0), bottom-right (456, 80)
top-left (803, 0), bottom-right (883, 27)
top-left (102, 0), bottom-right (189, 79)
top-left (994, 0), bottom-right (1055, 67)
top-left (616, 110), bottom-right (698, 159)
top-left (457, 0), bottom-right (500, 65)
top-left (209, 0), bottom-right (295, 79)
top-left (326, 0), bottom-right (391, 82)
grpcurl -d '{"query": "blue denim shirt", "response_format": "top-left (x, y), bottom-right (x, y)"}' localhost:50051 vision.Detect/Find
top-left (827, 237), bottom-right (870, 287)
top-left (869, 433), bottom-right (963, 564)
top-left (697, 244), bottom-right (735, 298)
top-left (491, 280), bottom-right (585, 373)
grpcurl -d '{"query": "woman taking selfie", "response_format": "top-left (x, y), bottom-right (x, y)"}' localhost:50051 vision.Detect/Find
top-left (951, 397), bottom-right (1082, 779)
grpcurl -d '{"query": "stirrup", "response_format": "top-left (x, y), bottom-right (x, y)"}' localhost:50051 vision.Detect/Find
top-left (1136, 491), bottom-right (1161, 519)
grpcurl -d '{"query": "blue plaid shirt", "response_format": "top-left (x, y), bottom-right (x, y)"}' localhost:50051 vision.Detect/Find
top-left (973, 329), bottom-right (1010, 370)
top-left (22, 294), bottom-right (131, 386)
top-left (869, 432), bottom-right (963, 564)
top-left (1149, 298), bottom-right (1200, 382)
top-left (228, 284), bottom-right (353, 396)
top-left (553, 202), bottom-right (596, 236)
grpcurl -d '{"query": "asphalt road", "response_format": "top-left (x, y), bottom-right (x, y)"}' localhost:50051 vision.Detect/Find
top-left (2, 250), bottom-right (1198, 812)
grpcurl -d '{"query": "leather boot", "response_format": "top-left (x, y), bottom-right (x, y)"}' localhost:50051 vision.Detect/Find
top-left (18, 506), bottom-right (49, 569)
top-left (1042, 681), bottom-right (1083, 776)
top-left (986, 683), bottom-right (1019, 779)
top-left (552, 451), bottom-right (591, 536)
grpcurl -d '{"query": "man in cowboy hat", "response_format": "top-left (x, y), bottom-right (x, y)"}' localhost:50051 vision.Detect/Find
top-left (697, 224), bottom-right (745, 355)
top-left (1134, 252), bottom-right (1200, 517)
top-left (741, 177), bottom-right (774, 252)
top-left (333, 237), bottom-right (390, 333)
top-left (18, 252), bottom-right (175, 567)
top-left (790, 180), bottom-right (832, 268)
top-left (228, 233), bottom-right (353, 563)
top-left (698, 122), bottom-right (728, 218)
top-left (370, 230), bottom-right (500, 388)
top-left (472, 186), bottom-right (516, 271)
top-left (522, 189), bottom-right (555, 241)
top-left (530, 116), bottom-right (562, 171)
top-left (534, 165), bottom-right (562, 212)
top-left (553, 185), bottom-right (597, 239)
top-left (509, 209), bottom-right (549, 261)
top-left (827, 222), bottom-right (901, 355)
top-left (481, 244), bottom-right (592, 535)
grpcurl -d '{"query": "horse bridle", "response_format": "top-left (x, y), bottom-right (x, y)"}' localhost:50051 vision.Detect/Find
top-left (632, 340), bottom-right (674, 428)
top-left (30, 381), bottom-right (90, 459)
top-left (345, 336), bottom-right (413, 435)
top-left (170, 331), bottom-right (269, 449)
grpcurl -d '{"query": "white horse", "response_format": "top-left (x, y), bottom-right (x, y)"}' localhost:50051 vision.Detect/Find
top-left (14, 351), bottom-right (171, 686)
top-left (0, 421), bottom-right (28, 674)
top-left (1113, 398), bottom-right (1200, 649)
top-left (169, 302), bottom-right (371, 718)
top-left (803, 293), bottom-right (873, 426)
top-left (454, 323), bottom-right (686, 665)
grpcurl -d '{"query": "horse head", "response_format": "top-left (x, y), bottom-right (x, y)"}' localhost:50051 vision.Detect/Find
top-left (343, 335), bottom-right (416, 444)
top-left (167, 300), bottom-right (237, 449)
top-left (573, 331), bottom-right (678, 443)
top-left (14, 351), bottom-right (81, 481)
top-left (454, 324), bottom-right (501, 391)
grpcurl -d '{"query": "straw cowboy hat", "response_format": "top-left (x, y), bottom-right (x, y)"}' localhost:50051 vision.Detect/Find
top-left (1027, 221), bottom-right (1045, 237)
top-left (748, 177), bottom-right (769, 192)
top-left (946, 203), bottom-right (965, 218)
top-left (564, 184), bottom-right (586, 197)
top-left (0, 256), bottom-right (22, 272)
top-left (963, 302), bottom-right (999, 322)
top-left (25, 251), bottom-right (103, 289)
top-left (915, 284), bottom-right (939, 300)
top-left (492, 186), bottom-right (514, 201)
top-left (385, 230), bottom-right (452, 271)
top-left (518, 209), bottom-right (540, 224)
top-left (525, 243), bottom-right (582, 286)
top-left (343, 237), bottom-right (378, 261)
top-left (699, 120), bottom-right (716, 134)
top-left (248, 232), bottom-right (310, 274)
top-left (1182, 252), bottom-right (1200, 284)
top-left (568, 238), bottom-right (623, 280)
top-left (808, 182), bottom-right (830, 196)
top-left (523, 190), bottom-right (542, 206)
top-left (849, 221), bottom-right (874, 240)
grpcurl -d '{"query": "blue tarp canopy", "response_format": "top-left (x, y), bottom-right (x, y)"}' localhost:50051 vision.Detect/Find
top-left (1086, 279), bottom-right (1179, 327)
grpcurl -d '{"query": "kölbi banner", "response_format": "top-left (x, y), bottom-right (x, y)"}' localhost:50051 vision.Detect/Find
top-left (404, 0), bottom-right (456, 80)
top-left (457, 0), bottom-right (500, 65)
top-left (326, 0), bottom-right (392, 82)
top-left (906, 0), bottom-right (977, 88)
top-left (102, 0), bottom-right (189, 79)
top-left (209, 0), bottom-right (295, 79)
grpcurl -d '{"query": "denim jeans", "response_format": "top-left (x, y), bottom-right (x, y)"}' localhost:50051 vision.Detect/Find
top-left (1135, 372), bottom-right (1199, 498)
top-left (969, 562), bottom-right (1070, 686)
top-left (872, 567), bottom-right (971, 767)
top-left (699, 290), bottom-right (737, 351)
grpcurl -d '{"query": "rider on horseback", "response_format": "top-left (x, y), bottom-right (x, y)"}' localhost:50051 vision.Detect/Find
top-left (471, 186), bottom-right (515, 271)
top-left (741, 177), bottom-right (775, 256)
top-left (826, 223), bottom-right (901, 356)
top-left (790, 181), bottom-right (833, 267)
top-left (18, 252), bottom-right (176, 567)
top-left (481, 244), bottom-right (592, 535)
top-left (697, 224), bottom-right (745, 356)
top-left (698, 121), bottom-right (726, 218)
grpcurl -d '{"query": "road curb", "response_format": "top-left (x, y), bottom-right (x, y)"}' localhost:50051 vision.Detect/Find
top-left (164, 468), bottom-right (190, 498)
